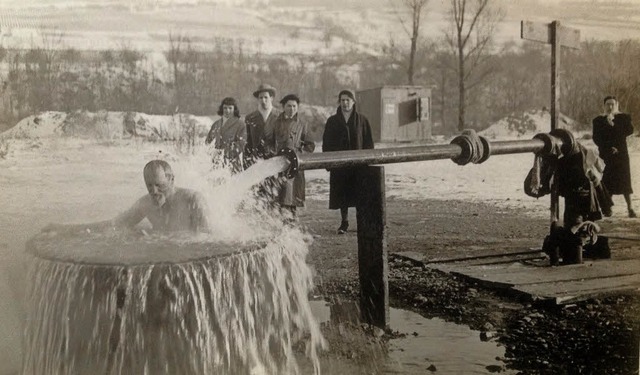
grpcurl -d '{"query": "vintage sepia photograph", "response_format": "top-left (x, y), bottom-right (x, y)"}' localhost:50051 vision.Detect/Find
top-left (1, 0), bottom-right (639, 374)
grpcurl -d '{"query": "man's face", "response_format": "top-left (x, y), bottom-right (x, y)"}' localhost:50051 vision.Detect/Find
top-left (340, 95), bottom-right (355, 112)
top-left (283, 100), bottom-right (298, 118)
top-left (222, 104), bottom-right (235, 118)
top-left (258, 92), bottom-right (273, 110)
top-left (144, 167), bottom-right (174, 207)
top-left (604, 98), bottom-right (617, 114)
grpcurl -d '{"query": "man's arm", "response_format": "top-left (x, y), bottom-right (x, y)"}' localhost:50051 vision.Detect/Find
top-left (299, 123), bottom-right (315, 153)
top-left (42, 220), bottom-right (117, 234)
top-left (43, 196), bottom-right (149, 234)
top-left (113, 196), bottom-right (150, 229)
top-left (191, 192), bottom-right (211, 233)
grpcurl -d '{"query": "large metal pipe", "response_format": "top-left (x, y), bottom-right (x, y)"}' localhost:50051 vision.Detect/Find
top-left (488, 139), bottom-right (547, 156)
top-left (280, 134), bottom-right (560, 177)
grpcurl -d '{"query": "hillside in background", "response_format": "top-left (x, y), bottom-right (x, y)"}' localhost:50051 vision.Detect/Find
top-left (0, 0), bottom-right (638, 53)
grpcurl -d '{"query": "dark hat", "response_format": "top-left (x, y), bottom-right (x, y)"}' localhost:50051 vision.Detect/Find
top-left (280, 94), bottom-right (300, 106)
top-left (603, 95), bottom-right (617, 104)
top-left (253, 83), bottom-right (277, 98)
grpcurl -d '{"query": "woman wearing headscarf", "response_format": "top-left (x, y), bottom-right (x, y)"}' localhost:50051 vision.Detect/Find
top-left (322, 89), bottom-right (374, 234)
top-left (264, 94), bottom-right (315, 217)
top-left (205, 97), bottom-right (246, 173)
top-left (592, 95), bottom-right (636, 218)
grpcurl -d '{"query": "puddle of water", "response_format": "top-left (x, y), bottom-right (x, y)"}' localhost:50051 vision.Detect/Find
top-left (308, 301), bottom-right (513, 375)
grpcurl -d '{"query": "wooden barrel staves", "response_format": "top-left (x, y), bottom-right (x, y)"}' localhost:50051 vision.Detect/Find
top-left (22, 230), bottom-right (325, 375)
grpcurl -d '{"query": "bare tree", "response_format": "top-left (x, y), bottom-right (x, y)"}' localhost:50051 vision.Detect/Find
top-left (166, 32), bottom-right (189, 109)
top-left (391, 0), bottom-right (430, 85)
top-left (444, 0), bottom-right (503, 130)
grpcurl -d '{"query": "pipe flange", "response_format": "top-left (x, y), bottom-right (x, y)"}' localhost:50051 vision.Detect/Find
top-left (277, 147), bottom-right (299, 179)
top-left (450, 134), bottom-right (474, 165)
top-left (477, 135), bottom-right (492, 164)
top-left (532, 132), bottom-right (554, 155)
top-left (549, 128), bottom-right (577, 156)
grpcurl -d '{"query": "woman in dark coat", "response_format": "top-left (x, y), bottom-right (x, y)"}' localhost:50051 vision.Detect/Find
top-left (322, 89), bottom-right (374, 234)
top-left (592, 95), bottom-right (636, 217)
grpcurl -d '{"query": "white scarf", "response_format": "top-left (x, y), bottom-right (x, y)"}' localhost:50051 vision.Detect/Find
top-left (342, 109), bottom-right (353, 123)
top-left (604, 102), bottom-right (620, 126)
top-left (258, 106), bottom-right (272, 122)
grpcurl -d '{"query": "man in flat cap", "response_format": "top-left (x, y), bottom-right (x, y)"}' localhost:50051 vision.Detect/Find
top-left (322, 89), bottom-right (374, 234)
top-left (244, 83), bottom-right (281, 166)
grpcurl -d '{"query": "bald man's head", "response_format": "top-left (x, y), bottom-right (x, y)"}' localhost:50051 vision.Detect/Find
top-left (143, 160), bottom-right (175, 207)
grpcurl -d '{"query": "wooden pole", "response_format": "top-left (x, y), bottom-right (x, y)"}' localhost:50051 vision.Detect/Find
top-left (550, 21), bottom-right (560, 224)
top-left (356, 166), bottom-right (389, 328)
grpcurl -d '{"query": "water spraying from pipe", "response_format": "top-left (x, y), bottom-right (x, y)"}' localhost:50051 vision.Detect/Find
top-left (22, 146), bottom-right (324, 375)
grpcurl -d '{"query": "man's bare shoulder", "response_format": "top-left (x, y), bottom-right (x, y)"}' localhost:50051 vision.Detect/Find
top-left (173, 187), bottom-right (207, 205)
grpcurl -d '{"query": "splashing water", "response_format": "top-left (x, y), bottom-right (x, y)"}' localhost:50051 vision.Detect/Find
top-left (22, 146), bottom-right (325, 374)
top-left (167, 147), bottom-right (291, 241)
top-left (23, 228), bottom-right (326, 375)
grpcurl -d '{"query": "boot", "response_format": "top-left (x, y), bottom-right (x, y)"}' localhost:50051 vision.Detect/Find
top-left (337, 220), bottom-right (349, 234)
top-left (542, 235), bottom-right (559, 266)
top-left (584, 236), bottom-right (611, 259)
top-left (560, 243), bottom-right (583, 265)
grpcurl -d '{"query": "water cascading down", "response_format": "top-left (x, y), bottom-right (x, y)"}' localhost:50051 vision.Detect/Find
top-left (22, 227), bottom-right (325, 374)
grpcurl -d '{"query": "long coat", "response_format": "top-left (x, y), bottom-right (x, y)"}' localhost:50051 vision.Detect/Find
top-left (592, 113), bottom-right (634, 195)
top-left (264, 112), bottom-right (315, 207)
top-left (322, 105), bottom-right (374, 209)
top-left (244, 108), bottom-right (281, 163)
top-left (205, 116), bottom-right (246, 172)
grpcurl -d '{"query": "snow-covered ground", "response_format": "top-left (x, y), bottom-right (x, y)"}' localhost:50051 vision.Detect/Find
top-left (0, 112), bottom-right (638, 372)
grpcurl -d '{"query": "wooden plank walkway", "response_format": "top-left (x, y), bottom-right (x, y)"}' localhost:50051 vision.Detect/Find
top-left (396, 251), bottom-right (640, 305)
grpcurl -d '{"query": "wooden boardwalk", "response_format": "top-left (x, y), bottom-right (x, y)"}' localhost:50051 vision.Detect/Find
top-left (397, 240), bottom-right (640, 305)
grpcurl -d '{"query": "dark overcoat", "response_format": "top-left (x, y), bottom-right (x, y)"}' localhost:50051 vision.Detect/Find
top-left (244, 108), bottom-right (281, 162)
top-left (592, 113), bottom-right (634, 195)
top-left (322, 105), bottom-right (374, 209)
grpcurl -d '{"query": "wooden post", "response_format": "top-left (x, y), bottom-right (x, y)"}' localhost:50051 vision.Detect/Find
top-left (356, 166), bottom-right (389, 328)
top-left (521, 20), bottom-right (581, 226)
top-left (550, 21), bottom-right (561, 224)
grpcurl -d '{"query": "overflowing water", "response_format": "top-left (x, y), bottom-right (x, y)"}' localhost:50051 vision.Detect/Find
top-left (19, 144), bottom-right (325, 374)
top-left (23, 229), bottom-right (325, 375)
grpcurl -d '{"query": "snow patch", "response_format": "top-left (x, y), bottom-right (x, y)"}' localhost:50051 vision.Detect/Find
top-left (1, 111), bottom-right (214, 141)
top-left (480, 109), bottom-right (589, 140)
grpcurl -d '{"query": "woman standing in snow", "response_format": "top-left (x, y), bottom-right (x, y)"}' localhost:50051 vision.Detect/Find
top-left (592, 96), bottom-right (636, 218)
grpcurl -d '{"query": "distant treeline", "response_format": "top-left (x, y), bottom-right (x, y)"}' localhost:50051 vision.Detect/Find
top-left (0, 36), bottom-right (639, 135)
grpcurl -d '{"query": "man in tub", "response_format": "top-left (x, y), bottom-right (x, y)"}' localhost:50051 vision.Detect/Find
top-left (44, 160), bottom-right (210, 234)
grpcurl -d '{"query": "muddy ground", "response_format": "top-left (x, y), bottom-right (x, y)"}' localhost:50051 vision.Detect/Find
top-left (299, 198), bottom-right (640, 375)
